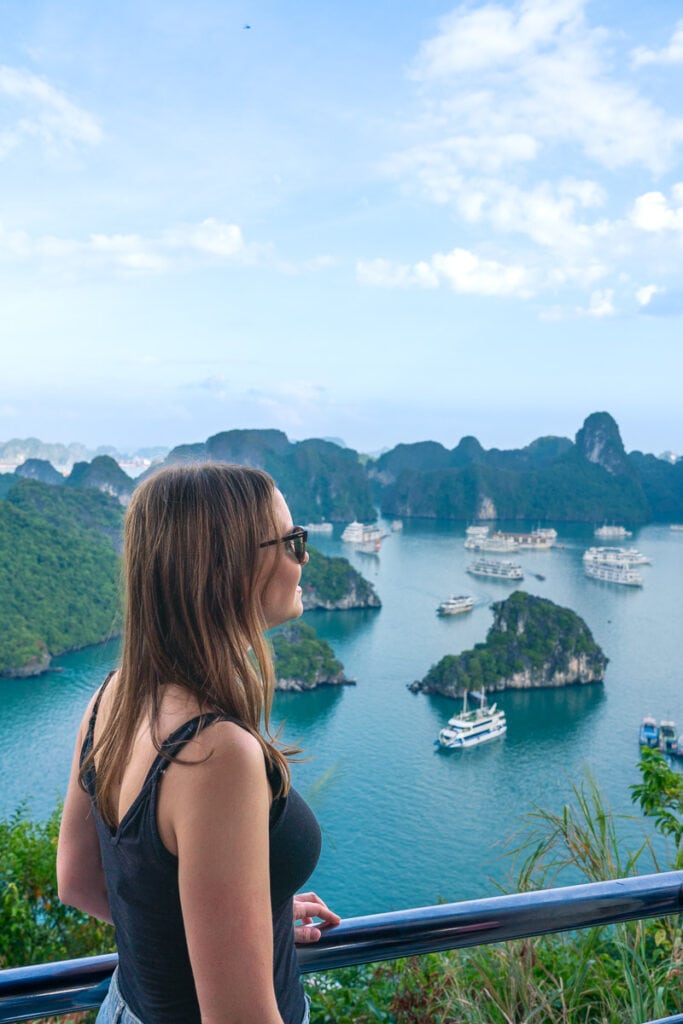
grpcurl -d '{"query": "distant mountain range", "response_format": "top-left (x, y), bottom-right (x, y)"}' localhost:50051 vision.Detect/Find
top-left (2, 412), bottom-right (682, 525)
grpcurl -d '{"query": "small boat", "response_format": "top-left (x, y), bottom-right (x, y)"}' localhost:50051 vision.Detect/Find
top-left (390, 519), bottom-right (403, 531)
top-left (659, 720), bottom-right (679, 756)
top-left (437, 690), bottom-right (507, 749)
top-left (533, 573), bottom-right (546, 581)
top-left (437, 595), bottom-right (475, 617)
top-left (639, 715), bottom-right (659, 749)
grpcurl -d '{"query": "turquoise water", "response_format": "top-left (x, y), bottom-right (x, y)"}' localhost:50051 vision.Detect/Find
top-left (1, 521), bottom-right (681, 918)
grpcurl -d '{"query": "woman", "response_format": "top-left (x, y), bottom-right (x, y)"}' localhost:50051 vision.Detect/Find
top-left (57, 463), bottom-right (340, 1024)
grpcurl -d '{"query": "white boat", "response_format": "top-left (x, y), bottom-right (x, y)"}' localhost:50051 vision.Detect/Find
top-left (533, 528), bottom-right (558, 542)
top-left (341, 520), bottom-right (383, 552)
top-left (583, 546), bottom-right (651, 566)
top-left (390, 519), bottom-right (403, 531)
top-left (465, 528), bottom-right (555, 552)
top-left (437, 595), bottom-right (475, 616)
top-left (671, 525), bottom-right (683, 532)
top-left (304, 522), bottom-right (333, 534)
top-left (437, 690), bottom-right (507, 749)
top-left (466, 525), bottom-right (490, 538)
top-left (466, 558), bottom-right (524, 581)
top-left (595, 525), bottom-right (632, 539)
top-left (584, 561), bottom-right (643, 586)
top-left (464, 531), bottom-right (519, 551)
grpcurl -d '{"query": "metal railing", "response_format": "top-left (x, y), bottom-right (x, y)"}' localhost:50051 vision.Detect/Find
top-left (0, 871), bottom-right (682, 1023)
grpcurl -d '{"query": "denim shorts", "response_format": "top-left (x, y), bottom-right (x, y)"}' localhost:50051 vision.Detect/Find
top-left (97, 967), bottom-right (311, 1024)
top-left (96, 968), bottom-right (144, 1024)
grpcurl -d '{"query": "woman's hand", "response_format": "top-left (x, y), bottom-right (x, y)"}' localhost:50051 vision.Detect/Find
top-left (293, 891), bottom-right (341, 943)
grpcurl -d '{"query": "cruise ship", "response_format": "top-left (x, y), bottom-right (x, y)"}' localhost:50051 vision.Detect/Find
top-left (304, 521), bottom-right (333, 534)
top-left (466, 558), bottom-right (524, 581)
top-left (341, 520), bottom-right (383, 553)
top-left (464, 528), bottom-right (556, 552)
top-left (594, 525), bottom-right (632, 539)
top-left (437, 691), bottom-right (507, 749)
top-left (464, 531), bottom-right (518, 552)
top-left (583, 546), bottom-right (651, 566)
top-left (584, 561), bottom-right (643, 586)
top-left (436, 595), bottom-right (475, 616)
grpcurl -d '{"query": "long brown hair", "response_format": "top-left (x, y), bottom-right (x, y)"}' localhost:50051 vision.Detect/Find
top-left (80, 462), bottom-right (295, 826)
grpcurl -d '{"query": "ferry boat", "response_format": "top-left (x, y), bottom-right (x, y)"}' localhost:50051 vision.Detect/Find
top-left (639, 715), bottom-right (659, 749)
top-left (464, 531), bottom-right (518, 552)
top-left (464, 528), bottom-right (555, 552)
top-left (466, 558), bottom-right (524, 581)
top-left (341, 520), bottom-right (383, 552)
top-left (304, 521), bottom-right (333, 534)
top-left (437, 690), bottom-right (507, 749)
top-left (583, 546), bottom-right (651, 566)
top-left (594, 525), bottom-right (632, 539)
top-left (437, 595), bottom-right (475, 617)
top-left (659, 720), bottom-right (679, 756)
top-left (584, 561), bottom-right (643, 586)
top-left (465, 525), bottom-right (490, 539)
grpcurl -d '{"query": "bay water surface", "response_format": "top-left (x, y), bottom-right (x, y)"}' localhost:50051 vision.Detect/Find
top-left (0, 520), bottom-right (681, 918)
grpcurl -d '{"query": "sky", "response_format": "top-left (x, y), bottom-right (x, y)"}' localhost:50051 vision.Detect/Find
top-left (0, 0), bottom-right (682, 457)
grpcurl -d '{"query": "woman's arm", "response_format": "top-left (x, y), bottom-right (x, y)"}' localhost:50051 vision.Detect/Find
top-left (164, 722), bottom-right (286, 1024)
top-left (57, 701), bottom-right (113, 923)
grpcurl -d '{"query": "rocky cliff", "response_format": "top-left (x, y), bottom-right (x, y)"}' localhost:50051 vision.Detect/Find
top-left (272, 622), bottom-right (354, 691)
top-left (409, 591), bottom-right (607, 699)
top-left (301, 547), bottom-right (381, 610)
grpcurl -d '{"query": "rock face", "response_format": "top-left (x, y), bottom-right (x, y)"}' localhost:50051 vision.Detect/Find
top-left (575, 411), bottom-right (631, 477)
top-left (301, 548), bottom-right (381, 610)
top-left (272, 622), bottom-right (354, 692)
top-left (68, 456), bottom-right (134, 504)
top-left (410, 591), bottom-right (607, 699)
top-left (15, 459), bottom-right (65, 486)
top-left (1, 647), bottom-right (51, 678)
top-left (302, 577), bottom-right (381, 611)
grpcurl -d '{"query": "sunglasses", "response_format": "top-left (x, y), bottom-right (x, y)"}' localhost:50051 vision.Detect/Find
top-left (259, 526), bottom-right (308, 565)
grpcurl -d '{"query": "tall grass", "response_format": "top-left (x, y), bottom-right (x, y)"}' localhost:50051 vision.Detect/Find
top-left (308, 769), bottom-right (683, 1023)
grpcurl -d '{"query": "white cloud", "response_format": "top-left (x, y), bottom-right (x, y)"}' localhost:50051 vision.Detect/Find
top-left (0, 65), bottom-right (102, 156)
top-left (358, 247), bottom-right (534, 298)
top-left (376, 1), bottom-right (683, 315)
top-left (356, 258), bottom-right (438, 289)
top-left (636, 284), bottom-right (665, 307)
top-left (630, 188), bottom-right (683, 232)
top-left (0, 217), bottom-right (320, 276)
top-left (408, 0), bottom-right (683, 174)
top-left (586, 289), bottom-right (615, 317)
top-left (632, 20), bottom-right (683, 67)
top-left (411, 0), bottom-right (584, 78)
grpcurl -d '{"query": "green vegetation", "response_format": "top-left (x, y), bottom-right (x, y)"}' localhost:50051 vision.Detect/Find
top-left (1, 754), bottom-right (680, 1022)
top-left (0, 804), bottom-right (114, 969)
top-left (167, 429), bottom-right (377, 523)
top-left (0, 481), bottom-right (122, 674)
top-left (271, 622), bottom-right (347, 687)
top-left (307, 753), bottom-right (683, 1022)
top-left (414, 592), bottom-right (607, 697)
top-left (303, 546), bottom-right (380, 608)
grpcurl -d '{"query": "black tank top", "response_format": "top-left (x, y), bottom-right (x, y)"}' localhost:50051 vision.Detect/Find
top-left (81, 679), bottom-right (321, 1024)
